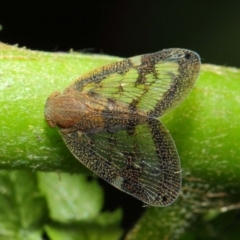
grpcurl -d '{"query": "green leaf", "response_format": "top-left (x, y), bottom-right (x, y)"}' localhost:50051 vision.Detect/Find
top-left (38, 172), bottom-right (104, 222)
top-left (0, 171), bottom-right (47, 240)
top-left (37, 172), bottom-right (123, 240)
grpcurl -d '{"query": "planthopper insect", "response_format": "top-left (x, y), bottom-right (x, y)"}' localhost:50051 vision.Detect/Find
top-left (45, 48), bottom-right (201, 206)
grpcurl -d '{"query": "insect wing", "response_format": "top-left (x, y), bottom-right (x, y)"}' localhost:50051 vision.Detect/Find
top-left (71, 48), bottom-right (200, 117)
top-left (61, 118), bottom-right (180, 206)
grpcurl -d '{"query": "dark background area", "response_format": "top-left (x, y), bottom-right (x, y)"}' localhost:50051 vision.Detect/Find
top-left (1, 0), bottom-right (240, 234)
top-left (0, 1), bottom-right (240, 67)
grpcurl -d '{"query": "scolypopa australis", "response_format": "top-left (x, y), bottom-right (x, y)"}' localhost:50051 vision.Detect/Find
top-left (45, 49), bottom-right (200, 206)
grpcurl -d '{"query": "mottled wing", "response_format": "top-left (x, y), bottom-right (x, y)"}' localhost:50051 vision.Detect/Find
top-left (55, 49), bottom-right (200, 205)
top-left (70, 48), bottom-right (200, 117)
top-left (61, 118), bottom-right (181, 206)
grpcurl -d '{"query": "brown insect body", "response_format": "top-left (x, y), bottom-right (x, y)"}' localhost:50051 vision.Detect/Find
top-left (45, 87), bottom-right (147, 134)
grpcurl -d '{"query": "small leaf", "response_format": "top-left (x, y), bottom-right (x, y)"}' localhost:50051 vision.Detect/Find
top-left (38, 172), bottom-right (104, 222)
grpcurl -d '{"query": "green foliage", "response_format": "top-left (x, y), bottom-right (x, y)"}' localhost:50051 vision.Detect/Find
top-left (0, 171), bottom-right (46, 240)
top-left (0, 43), bottom-right (240, 239)
top-left (0, 171), bottom-right (122, 240)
